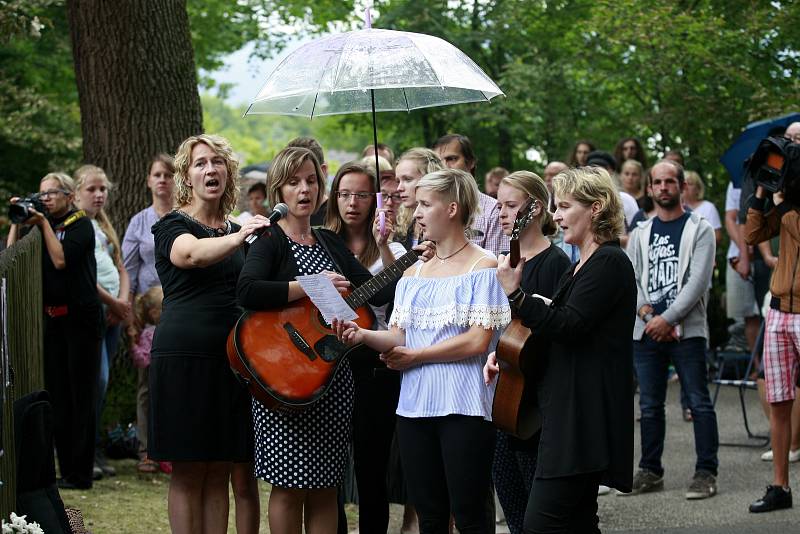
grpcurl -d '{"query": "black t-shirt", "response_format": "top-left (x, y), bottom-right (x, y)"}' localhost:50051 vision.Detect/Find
top-left (647, 212), bottom-right (690, 315)
top-left (42, 210), bottom-right (99, 312)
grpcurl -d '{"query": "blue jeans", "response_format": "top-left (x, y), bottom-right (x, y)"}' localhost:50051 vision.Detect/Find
top-left (96, 322), bottom-right (121, 438)
top-left (634, 336), bottom-right (719, 476)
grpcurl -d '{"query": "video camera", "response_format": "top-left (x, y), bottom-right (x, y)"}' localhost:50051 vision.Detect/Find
top-left (8, 193), bottom-right (46, 224)
top-left (744, 136), bottom-right (800, 196)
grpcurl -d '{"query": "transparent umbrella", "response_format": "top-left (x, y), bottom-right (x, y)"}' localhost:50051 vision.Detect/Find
top-left (244, 21), bottom-right (504, 233)
top-left (244, 28), bottom-right (504, 118)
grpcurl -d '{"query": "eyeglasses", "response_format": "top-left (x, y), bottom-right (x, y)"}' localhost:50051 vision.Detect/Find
top-left (336, 191), bottom-right (373, 201)
top-left (381, 192), bottom-right (403, 202)
top-left (39, 189), bottom-right (67, 198)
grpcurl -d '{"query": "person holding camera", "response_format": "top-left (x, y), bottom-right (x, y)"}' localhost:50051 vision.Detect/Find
top-left (7, 172), bottom-right (102, 490)
top-left (625, 160), bottom-right (719, 499)
top-left (746, 179), bottom-right (800, 513)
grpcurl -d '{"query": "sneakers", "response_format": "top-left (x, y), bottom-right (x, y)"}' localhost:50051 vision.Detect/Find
top-left (686, 471), bottom-right (717, 500)
top-left (760, 449), bottom-right (800, 462)
top-left (597, 485), bottom-right (611, 495)
top-left (749, 485), bottom-right (792, 513)
top-left (620, 469), bottom-right (664, 495)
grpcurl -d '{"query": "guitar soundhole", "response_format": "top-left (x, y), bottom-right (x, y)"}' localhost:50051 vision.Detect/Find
top-left (314, 336), bottom-right (346, 363)
top-left (317, 310), bottom-right (332, 329)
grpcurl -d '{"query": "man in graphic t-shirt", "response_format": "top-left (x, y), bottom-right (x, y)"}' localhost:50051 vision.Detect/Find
top-left (625, 160), bottom-right (720, 500)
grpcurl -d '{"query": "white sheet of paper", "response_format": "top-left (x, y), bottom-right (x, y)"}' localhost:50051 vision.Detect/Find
top-left (295, 274), bottom-right (358, 324)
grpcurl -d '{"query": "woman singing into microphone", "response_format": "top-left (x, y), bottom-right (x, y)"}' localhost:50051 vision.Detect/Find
top-left (486, 167), bottom-right (635, 533)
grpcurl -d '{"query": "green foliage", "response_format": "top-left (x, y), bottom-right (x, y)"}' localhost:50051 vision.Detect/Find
top-left (202, 93), bottom-right (372, 169)
top-left (0, 0), bottom-right (81, 194)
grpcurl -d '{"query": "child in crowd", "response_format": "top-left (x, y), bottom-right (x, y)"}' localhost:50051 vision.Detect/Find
top-left (129, 285), bottom-right (169, 473)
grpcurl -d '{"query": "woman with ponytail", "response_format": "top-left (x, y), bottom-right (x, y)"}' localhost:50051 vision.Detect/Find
top-left (74, 164), bottom-right (131, 478)
top-left (486, 171), bottom-right (571, 534)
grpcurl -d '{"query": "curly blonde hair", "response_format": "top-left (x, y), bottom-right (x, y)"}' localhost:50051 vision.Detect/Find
top-left (173, 134), bottom-right (240, 218)
top-left (552, 167), bottom-right (625, 243)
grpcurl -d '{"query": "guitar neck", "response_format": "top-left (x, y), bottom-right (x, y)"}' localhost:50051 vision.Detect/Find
top-left (345, 249), bottom-right (421, 309)
top-left (509, 239), bottom-right (520, 268)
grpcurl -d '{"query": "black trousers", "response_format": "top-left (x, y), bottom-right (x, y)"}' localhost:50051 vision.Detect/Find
top-left (397, 414), bottom-right (495, 534)
top-left (351, 369), bottom-right (401, 534)
top-left (524, 471), bottom-right (603, 534)
top-left (43, 314), bottom-right (101, 488)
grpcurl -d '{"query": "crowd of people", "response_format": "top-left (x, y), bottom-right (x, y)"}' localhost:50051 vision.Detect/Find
top-left (5, 121), bottom-right (800, 533)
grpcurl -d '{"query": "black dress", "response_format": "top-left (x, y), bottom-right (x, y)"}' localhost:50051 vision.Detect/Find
top-left (148, 211), bottom-right (252, 462)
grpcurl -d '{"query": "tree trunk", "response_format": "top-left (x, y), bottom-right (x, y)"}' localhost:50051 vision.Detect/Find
top-left (66, 0), bottom-right (203, 232)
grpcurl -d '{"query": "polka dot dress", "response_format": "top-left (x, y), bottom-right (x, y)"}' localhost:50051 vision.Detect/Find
top-left (252, 238), bottom-right (354, 488)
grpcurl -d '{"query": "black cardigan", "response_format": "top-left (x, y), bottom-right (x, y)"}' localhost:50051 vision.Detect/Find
top-left (516, 240), bottom-right (636, 492)
top-left (237, 224), bottom-right (396, 310)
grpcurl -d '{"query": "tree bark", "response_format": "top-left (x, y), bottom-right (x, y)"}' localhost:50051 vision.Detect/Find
top-left (66, 0), bottom-right (203, 232)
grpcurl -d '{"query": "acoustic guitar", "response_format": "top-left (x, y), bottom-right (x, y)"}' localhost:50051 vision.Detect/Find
top-left (227, 248), bottom-right (421, 410)
top-left (492, 201), bottom-right (542, 439)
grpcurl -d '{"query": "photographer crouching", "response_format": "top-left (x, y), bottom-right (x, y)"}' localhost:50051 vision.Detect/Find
top-left (745, 124), bottom-right (800, 512)
top-left (7, 173), bottom-right (102, 490)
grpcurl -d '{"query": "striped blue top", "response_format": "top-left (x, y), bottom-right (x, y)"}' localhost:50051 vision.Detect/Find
top-left (389, 265), bottom-right (511, 420)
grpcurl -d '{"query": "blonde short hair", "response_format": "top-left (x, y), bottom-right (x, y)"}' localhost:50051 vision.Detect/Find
top-left (501, 171), bottom-right (558, 236)
top-left (416, 168), bottom-right (480, 230)
top-left (173, 134), bottom-right (240, 217)
top-left (267, 146), bottom-right (327, 211)
top-left (684, 170), bottom-right (705, 200)
top-left (552, 167), bottom-right (625, 243)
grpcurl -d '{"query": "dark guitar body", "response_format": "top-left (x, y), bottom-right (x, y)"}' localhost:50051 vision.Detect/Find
top-left (493, 319), bottom-right (542, 439)
top-left (227, 296), bottom-right (375, 410)
top-left (491, 213), bottom-right (542, 440)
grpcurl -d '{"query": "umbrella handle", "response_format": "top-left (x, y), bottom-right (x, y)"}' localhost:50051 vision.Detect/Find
top-left (376, 192), bottom-right (386, 237)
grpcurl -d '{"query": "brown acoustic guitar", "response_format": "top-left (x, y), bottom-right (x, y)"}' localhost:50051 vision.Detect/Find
top-left (227, 248), bottom-right (421, 410)
top-left (492, 201), bottom-right (542, 439)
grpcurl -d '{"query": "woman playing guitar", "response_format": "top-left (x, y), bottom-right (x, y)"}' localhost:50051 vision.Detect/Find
top-left (486, 167), bottom-right (636, 533)
top-left (489, 171), bottom-right (571, 534)
top-left (236, 147), bottom-right (423, 534)
top-left (335, 168), bottom-right (511, 534)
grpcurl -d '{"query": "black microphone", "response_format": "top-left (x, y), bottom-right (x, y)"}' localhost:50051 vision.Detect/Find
top-left (245, 202), bottom-right (288, 245)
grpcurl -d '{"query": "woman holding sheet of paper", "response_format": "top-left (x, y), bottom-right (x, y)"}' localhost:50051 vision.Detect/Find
top-left (236, 146), bottom-right (401, 534)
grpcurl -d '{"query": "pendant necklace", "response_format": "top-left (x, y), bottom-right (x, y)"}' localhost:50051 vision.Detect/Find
top-left (435, 241), bottom-right (470, 264)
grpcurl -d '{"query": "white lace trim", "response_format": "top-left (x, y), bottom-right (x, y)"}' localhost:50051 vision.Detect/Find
top-left (390, 303), bottom-right (511, 330)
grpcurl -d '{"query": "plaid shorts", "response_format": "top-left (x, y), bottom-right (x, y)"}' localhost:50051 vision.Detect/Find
top-left (764, 308), bottom-right (800, 403)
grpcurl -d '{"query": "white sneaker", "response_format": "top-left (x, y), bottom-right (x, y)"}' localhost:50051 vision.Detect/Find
top-left (760, 449), bottom-right (800, 462)
top-left (598, 485), bottom-right (611, 495)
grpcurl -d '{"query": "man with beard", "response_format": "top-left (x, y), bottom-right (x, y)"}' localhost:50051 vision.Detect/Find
top-left (625, 160), bottom-right (720, 499)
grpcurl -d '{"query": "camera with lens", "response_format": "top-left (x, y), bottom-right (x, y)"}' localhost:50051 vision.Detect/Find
top-left (744, 136), bottom-right (800, 200)
top-left (8, 193), bottom-right (46, 224)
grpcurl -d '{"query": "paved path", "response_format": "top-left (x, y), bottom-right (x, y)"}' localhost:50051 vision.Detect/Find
top-left (380, 382), bottom-right (800, 533)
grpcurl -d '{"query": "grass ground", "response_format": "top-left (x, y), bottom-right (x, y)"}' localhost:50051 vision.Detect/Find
top-left (58, 459), bottom-right (368, 533)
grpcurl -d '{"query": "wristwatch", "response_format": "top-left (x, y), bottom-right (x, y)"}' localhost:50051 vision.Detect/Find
top-left (641, 311), bottom-right (654, 323)
top-left (507, 288), bottom-right (526, 309)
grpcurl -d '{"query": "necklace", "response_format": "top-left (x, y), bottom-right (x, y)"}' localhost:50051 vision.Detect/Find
top-left (176, 210), bottom-right (229, 237)
top-left (435, 240), bottom-right (470, 264)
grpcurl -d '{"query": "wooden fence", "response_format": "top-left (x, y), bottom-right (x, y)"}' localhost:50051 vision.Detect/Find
top-left (0, 230), bottom-right (44, 518)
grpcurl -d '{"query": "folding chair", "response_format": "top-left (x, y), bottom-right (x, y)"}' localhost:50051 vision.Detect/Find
top-left (711, 322), bottom-right (770, 448)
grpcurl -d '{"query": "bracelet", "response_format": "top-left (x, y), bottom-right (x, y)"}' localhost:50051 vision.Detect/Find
top-left (507, 288), bottom-right (526, 309)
